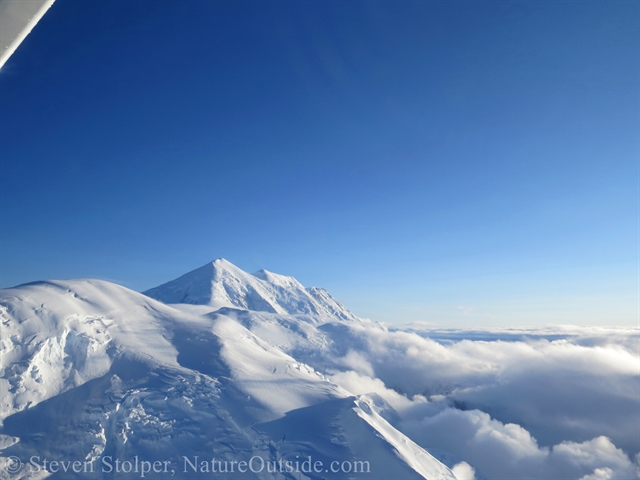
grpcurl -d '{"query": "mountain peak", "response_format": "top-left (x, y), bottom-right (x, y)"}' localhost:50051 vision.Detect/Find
top-left (143, 260), bottom-right (359, 321)
top-left (212, 257), bottom-right (232, 266)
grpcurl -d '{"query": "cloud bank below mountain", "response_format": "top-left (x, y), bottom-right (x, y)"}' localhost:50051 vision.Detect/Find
top-left (321, 323), bottom-right (639, 480)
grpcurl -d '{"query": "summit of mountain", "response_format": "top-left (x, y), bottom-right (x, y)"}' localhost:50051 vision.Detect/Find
top-left (143, 258), bottom-right (359, 321)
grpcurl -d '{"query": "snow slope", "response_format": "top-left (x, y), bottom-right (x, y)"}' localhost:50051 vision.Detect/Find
top-left (0, 266), bottom-right (456, 480)
top-left (0, 279), bottom-right (180, 422)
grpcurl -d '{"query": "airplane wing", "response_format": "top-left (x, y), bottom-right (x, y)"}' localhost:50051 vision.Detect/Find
top-left (0, 0), bottom-right (55, 69)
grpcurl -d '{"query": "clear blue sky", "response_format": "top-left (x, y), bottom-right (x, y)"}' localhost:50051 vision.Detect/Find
top-left (1, 0), bottom-right (637, 326)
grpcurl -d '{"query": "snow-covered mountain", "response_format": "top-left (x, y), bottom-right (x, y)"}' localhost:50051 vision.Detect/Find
top-left (143, 258), bottom-right (359, 321)
top-left (0, 261), bottom-right (456, 480)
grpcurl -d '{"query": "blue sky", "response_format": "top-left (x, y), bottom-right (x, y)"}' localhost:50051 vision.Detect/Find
top-left (0, 0), bottom-right (637, 326)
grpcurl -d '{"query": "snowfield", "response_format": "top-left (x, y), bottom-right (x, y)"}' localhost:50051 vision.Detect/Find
top-left (0, 259), bottom-right (638, 480)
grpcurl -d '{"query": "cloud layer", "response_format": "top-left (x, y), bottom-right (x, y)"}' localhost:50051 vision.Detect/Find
top-left (320, 323), bottom-right (639, 479)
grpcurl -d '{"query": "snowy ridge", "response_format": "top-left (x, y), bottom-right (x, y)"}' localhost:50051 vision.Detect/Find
top-left (143, 258), bottom-right (360, 321)
top-left (354, 395), bottom-right (456, 480)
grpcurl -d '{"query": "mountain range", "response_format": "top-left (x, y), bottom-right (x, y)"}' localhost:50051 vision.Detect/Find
top-left (0, 259), bottom-right (457, 479)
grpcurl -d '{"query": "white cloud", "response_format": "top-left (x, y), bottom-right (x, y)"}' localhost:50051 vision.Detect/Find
top-left (309, 322), bottom-right (640, 479)
top-left (451, 461), bottom-right (476, 480)
top-left (579, 468), bottom-right (614, 480)
top-left (331, 350), bottom-right (375, 377)
top-left (328, 370), bottom-right (417, 412)
top-left (401, 408), bottom-right (638, 480)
